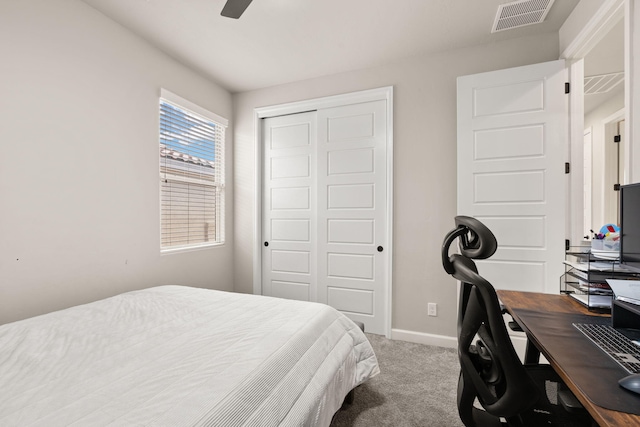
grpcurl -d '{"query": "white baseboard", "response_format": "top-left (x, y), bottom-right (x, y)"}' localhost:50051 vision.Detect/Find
top-left (510, 333), bottom-right (528, 360)
top-left (390, 328), bottom-right (457, 349)
top-left (390, 329), bottom-right (541, 361)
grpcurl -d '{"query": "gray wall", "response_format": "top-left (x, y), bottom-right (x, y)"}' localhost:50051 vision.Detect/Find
top-left (233, 33), bottom-right (560, 339)
top-left (0, 0), bottom-right (234, 324)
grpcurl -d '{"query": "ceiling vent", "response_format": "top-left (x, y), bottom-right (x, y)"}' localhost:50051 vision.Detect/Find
top-left (584, 72), bottom-right (624, 95)
top-left (492, 0), bottom-right (556, 33)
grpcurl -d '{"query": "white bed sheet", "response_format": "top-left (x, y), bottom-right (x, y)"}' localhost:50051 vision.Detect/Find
top-left (0, 285), bottom-right (379, 426)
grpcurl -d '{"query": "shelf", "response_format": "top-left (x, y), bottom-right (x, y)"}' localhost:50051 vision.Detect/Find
top-left (560, 246), bottom-right (639, 312)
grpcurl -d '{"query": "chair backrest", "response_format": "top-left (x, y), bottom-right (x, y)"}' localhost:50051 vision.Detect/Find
top-left (442, 216), bottom-right (539, 423)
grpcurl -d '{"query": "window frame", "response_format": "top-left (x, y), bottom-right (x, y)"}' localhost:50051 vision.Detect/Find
top-left (159, 89), bottom-right (227, 253)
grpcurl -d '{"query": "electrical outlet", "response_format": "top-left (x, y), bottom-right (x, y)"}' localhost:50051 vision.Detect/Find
top-left (428, 303), bottom-right (437, 317)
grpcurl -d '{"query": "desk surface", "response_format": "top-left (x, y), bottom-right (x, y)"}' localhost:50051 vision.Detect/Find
top-left (497, 290), bottom-right (640, 427)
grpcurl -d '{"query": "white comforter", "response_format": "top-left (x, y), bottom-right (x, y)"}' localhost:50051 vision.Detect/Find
top-left (0, 286), bottom-right (379, 426)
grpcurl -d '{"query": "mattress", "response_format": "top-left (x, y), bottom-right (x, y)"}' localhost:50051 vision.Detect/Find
top-left (0, 285), bottom-right (379, 426)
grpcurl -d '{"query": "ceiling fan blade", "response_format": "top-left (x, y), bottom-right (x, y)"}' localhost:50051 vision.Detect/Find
top-left (221, 0), bottom-right (253, 19)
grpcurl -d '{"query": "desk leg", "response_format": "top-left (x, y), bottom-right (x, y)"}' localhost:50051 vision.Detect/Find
top-left (524, 339), bottom-right (541, 365)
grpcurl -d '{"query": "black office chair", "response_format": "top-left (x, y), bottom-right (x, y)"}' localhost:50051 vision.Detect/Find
top-left (441, 216), bottom-right (594, 427)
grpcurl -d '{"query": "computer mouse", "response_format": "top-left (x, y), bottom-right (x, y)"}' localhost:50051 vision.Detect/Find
top-left (619, 374), bottom-right (640, 394)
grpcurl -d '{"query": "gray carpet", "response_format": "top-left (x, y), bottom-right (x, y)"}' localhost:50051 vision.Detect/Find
top-left (331, 334), bottom-right (464, 427)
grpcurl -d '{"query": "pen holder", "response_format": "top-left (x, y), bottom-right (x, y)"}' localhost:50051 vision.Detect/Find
top-left (591, 239), bottom-right (604, 251)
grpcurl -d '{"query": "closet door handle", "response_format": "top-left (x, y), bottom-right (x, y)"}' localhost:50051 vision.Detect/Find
top-left (264, 242), bottom-right (269, 247)
top-left (377, 246), bottom-right (383, 252)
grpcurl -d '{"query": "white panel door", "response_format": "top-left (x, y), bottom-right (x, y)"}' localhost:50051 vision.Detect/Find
top-left (262, 112), bottom-right (317, 301)
top-left (457, 60), bottom-right (568, 294)
top-left (317, 100), bottom-right (388, 334)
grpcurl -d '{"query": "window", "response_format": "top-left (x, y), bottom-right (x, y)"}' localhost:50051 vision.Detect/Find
top-left (159, 89), bottom-right (226, 251)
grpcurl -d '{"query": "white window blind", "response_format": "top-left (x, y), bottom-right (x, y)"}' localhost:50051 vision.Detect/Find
top-left (159, 92), bottom-right (226, 251)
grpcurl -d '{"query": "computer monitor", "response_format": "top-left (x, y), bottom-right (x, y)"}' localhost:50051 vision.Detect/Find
top-left (620, 183), bottom-right (640, 274)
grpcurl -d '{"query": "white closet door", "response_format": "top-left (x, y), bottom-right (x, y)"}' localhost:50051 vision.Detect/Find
top-left (261, 112), bottom-right (317, 301)
top-left (317, 100), bottom-right (388, 334)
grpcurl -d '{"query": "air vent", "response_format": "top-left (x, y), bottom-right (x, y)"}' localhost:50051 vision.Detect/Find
top-left (584, 72), bottom-right (624, 95)
top-left (492, 0), bottom-right (556, 33)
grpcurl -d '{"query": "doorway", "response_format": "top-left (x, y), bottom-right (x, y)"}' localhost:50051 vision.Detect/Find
top-left (583, 18), bottom-right (625, 235)
top-left (563, 0), bottom-right (625, 244)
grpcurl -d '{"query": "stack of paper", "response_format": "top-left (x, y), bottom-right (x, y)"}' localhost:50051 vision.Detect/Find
top-left (569, 293), bottom-right (612, 308)
top-left (563, 260), bottom-right (634, 272)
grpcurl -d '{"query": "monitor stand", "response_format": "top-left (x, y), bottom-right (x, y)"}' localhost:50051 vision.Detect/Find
top-left (612, 299), bottom-right (640, 338)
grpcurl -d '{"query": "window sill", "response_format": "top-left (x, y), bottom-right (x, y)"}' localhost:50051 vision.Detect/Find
top-left (161, 242), bottom-right (225, 255)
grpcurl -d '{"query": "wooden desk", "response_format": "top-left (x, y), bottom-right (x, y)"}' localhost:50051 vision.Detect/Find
top-left (498, 290), bottom-right (640, 427)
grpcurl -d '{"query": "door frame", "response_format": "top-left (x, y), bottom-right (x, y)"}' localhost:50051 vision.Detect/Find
top-left (602, 108), bottom-right (626, 224)
top-left (252, 86), bottom-right (394, 337)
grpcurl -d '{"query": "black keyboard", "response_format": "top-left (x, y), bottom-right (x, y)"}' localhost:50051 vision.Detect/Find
top-left (573, 323), bottom-right (640, 374)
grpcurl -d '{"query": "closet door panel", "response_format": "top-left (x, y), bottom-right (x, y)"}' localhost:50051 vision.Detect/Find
top-left (317, 100), bottom-right (388, 335)
top-left (261, 112), bottom-right (317, 302)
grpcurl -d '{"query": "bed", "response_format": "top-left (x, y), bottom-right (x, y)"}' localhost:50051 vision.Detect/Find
top-left (0, 285), bottom-right (379, 426)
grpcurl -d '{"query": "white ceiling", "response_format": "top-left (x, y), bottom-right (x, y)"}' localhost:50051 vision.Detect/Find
top-left (81, 0), bottom-right (580, 93)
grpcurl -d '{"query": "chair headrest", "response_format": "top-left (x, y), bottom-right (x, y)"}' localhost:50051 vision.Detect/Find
top-left (454, 216), bottom-right (498, 259)
top-left (442, 216), bottom-right (497, 274)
